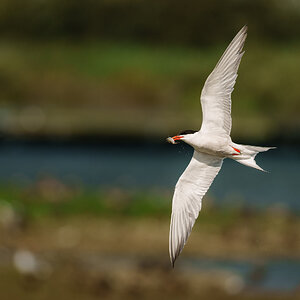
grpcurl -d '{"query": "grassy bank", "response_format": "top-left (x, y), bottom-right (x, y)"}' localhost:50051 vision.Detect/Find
top-left (0, 184), bottom-right (299, 259)
top-left (0, 40), bottom-right (299, 140)
top-left (0, 184), bottom-right (299, 299)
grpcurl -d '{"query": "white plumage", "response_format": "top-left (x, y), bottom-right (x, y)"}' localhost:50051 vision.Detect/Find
top-left (167, 26), bottom-right (275, 266)
top-left (200, 26), bottom-right (246, 136)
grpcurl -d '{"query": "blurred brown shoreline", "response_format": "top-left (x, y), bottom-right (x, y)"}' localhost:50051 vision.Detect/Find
top-left (1, 215), bottom-right (300, 300)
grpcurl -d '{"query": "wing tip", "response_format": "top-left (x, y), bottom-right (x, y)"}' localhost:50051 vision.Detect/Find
top-left (169, 212), bottom-right (184, 268)
top-left (238, 25), bottom-right (248, 36)
top-left (170, 256), bottom-right (176, 268)
top-left (169, 243), bottom-right (177, 268)
top-left (239, 25), bottom-right (248, 46)
top-left (236, 25), bottom-right (248, 46)
top-left (210, 24), bottom-right (248, 74)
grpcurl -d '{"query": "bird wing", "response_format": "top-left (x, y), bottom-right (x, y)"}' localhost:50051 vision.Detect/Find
top-left (169, 151), bottom-right (223, 266)
top-left (200, 26), bottom-right (247, 136)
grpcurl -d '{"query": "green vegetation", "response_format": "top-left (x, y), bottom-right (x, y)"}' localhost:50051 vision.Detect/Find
top-left (0, 40), bottom-right (299, 140)
top-left (0, 0), bottom-right (300, 45)
top-left (2, 178), bottom-right (298, 259)
top-left (0, 183), bottom-right (299, 300)
top-left (0, 183), bottom-right (171, 219)
top-left (0, 182), bottom-right (297, 228)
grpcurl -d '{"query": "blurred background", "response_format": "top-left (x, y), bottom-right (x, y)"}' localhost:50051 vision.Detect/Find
top-left (0, 0), bottom-right (299, 299)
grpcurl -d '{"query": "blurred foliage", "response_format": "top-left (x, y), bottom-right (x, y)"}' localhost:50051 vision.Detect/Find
top-left (0, 0), bottom-right (300, 45)
top-left (0, 0), bottom-right (299, 140)
top-left (0, 183), bottom-right (171, 219)
top-left (0, 183), bottom-right (300, 300)
top-left (0, 181), bottom-right (296, 225)
top-left (0, 40), bottom-right (299, 140)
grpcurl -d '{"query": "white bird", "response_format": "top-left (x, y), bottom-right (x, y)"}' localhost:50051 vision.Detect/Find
top-left (167, 26), bottom-right (275, 267)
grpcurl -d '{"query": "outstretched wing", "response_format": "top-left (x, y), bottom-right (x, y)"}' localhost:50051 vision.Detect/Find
top-left (200, 26), bottom-right (247, 136)
top-left (169, 151), bottom-right (223, 266)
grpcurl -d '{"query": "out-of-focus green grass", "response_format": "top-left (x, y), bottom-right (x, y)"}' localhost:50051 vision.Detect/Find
top-left (1, 183), bottom-right (300, 261)
top-left (0, 184), bottom-right (172, 219)
top-left (0, 40), bottom-right (299, 139)
top-left (0, 182), bottom-right (294, 228)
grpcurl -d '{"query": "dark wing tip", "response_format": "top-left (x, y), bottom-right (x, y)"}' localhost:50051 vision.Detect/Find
top-left (170, 253), bottom-right (177, 268)
top-left (169, 213), bottom-right (179, 268)
top-left (239, 25), bottom-right (248, 35)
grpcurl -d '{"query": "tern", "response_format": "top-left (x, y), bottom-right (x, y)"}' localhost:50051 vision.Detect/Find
top-left (167, 26), bottom-right (275, 267)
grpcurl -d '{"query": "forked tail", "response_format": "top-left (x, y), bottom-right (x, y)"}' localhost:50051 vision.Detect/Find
top-left (234, 145), bottom-right (276, 172)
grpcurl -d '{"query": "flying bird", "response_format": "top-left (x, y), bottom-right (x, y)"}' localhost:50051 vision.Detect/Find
top-left (167, 26), bottom-right (275, 267)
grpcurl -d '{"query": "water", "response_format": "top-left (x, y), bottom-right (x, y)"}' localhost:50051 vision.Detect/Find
top-left (0, 141), bottom-right (298, 210)
top-left (0, 140), bottom-right (298, 292)
top-left (181, 258), bottom-right (300, 292)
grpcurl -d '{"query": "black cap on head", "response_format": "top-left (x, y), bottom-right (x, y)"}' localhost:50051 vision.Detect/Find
top-left (179, 129), bottom-right (197, 135)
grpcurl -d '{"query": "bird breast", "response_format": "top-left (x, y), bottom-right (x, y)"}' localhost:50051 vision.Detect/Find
top-left (187, 134), bottom-right (231, 157)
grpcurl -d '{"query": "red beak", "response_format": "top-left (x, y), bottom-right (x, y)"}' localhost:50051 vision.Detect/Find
top-left (172, 135), bottom-right (183, 141)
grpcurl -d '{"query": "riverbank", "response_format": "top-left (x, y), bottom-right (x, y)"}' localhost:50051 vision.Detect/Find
top-left (0, 40), bottom-right (300, 141)
top-left (0, 214), bottom-right (300, 300)
top-left (1, 213), bottom-right (299, 261)
top-left (0, 179), bottom-right (299, 299)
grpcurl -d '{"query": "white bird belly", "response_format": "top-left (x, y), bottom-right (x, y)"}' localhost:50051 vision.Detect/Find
top-left (188, 134), bottom-right (232, 157)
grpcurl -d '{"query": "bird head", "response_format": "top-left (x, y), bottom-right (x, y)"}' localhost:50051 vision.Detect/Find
top-left (166, 130), bottom-right (197, 144)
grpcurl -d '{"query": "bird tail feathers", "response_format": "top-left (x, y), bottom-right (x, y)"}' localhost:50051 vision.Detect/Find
top-left (234, 145), bottom-right (275, 172)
